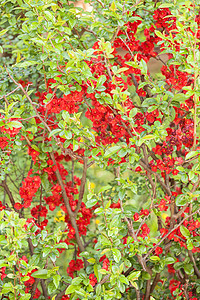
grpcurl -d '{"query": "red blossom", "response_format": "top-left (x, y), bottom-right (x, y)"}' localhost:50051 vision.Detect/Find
top-left (89, 274), bottom-right (97, 286)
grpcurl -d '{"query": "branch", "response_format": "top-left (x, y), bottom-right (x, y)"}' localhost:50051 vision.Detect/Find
top-left (94, 274), bottom-right (111, 291)
top-left (50, 152), bottom-right (85, 252)
top-left (144, 208), bottom-right (200, 260)
top-left (173, 175), bottom-right (200, 221)
top-left (55, 288), bottom-right (67, 300)
top-left (0, 180), bottom-right (20, 214)
top-left (74, 158), bottom-right (87, 216)
top-left (150, 273), bottom-right (160, 294)
top-left (124, 216), bottom-right (152, 275)
top-left (30, 278), bottom-right (40, 300)
top-left (139, 159), bottom-right (171, 196)
top-left (0, 86), bottom-right (20, 100)
top-left (28, 238), bottom-right (34, 256)
top-left (41, 280), bottom-right (48, 299)
top-left (96, 0), bottom-right (105, 8)
top-left (141, 144), bottom-right (157, 201)
top-left (110, 26), bottom-right (120, 44)
top-left (188, 250), bottom-right (200, 278)
top-left (144, 279), bottom-right (151, 300)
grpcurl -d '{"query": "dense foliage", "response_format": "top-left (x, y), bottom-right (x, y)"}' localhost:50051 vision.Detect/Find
top-left (0, 0), bottom-right (200, 299)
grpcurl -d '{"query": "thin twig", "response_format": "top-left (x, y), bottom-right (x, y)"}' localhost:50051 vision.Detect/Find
top-left (74, 158), bottom-right (87, 216)
top-left (0, 86), bottom-right (20, 100)
top-left (144, 208), bottom-right (200, 260)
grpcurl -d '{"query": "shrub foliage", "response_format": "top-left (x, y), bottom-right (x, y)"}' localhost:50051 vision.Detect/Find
top-left (0, 0), bottom-right (200, 299)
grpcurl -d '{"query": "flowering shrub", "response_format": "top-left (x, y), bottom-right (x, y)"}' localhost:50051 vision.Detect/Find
top-left (0, 0), bottom-right (200, 299)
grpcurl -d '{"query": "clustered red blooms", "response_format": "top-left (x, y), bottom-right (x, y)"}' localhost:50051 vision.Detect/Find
top-left (0, 137), bottom-right (8, 150)
top-left (1, 7), bottom-right (200, 299)
top-left (89, 274), bottom-right (97, 286)
top-left (35, 78), bottom-right (84, 115)
top-left (160, 208), bottom-right (200, 252)
top-left (0, 267), bottom-right (6, 281)
top-left (15, 170), bottom-right (41, 209)
top-left (168, 279), bottom-right (198, 299)
top-left (0, 114), bottom-right (22, 157)
top-left (66, 259), bottom-right (84, 278)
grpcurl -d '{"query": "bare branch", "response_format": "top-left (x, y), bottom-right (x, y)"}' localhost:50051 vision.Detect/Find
top-left (144, 208), bottom-right (200, 260)
top-left (74, 158), bottom-right (88, 216)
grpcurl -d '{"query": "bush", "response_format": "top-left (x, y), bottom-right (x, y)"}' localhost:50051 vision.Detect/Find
top-left (0, 0), bottom-right (200, 299)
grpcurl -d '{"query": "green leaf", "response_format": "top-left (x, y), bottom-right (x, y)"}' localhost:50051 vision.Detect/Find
top-left (72, 277), bottom-right (83, 285)
top-left (76, 288), bottom-right (87, 297)
top-left (0, 29), bottom-right (8, 37)
top-left (65, 285), bottom-right (77, 294)
top-left (53, 275), bottom-right (61, 289)
top-left (48, 281), bottom-right (57, 294)
top-left (119, 189), bottom-right (126, 200)
top-left (180, 225), bottom-right (190, 239)
top-left (159, 3), bottom-right (173, 7)
top-left (150, 256), bottom-right (160, 262)
top-left (62, 111), bottom-right (70, 123)
top-left (119, 275), bottom-right (129, 285)
top-left (44, 10), bottom-right (55, 22)
top-left (0, 235), bottom-right (6, 243)
top-left (16, 61), bottom-right (39, 68)
top-left (186, 239), bottom-right (194, 250)
top-left (165, 257), bottom-right (176, 264)
top-left (129, 108), bottom-right (137, 118)
top-left (96, 284), bottom-right (101, 296)
top-left (96, 75), bottom-right (106, 89)
top-left (94, 264), bottom-right (101, 282)
top-left (118, 148), bottom-right (128, 158)
top-left (141, 271), bottom-right (151, 280)
top-left (105, 200), bottom-right (111, 209)
top-left (112, 248), bottom-right (121, 263)
top-left (31, 269), bottom-right (49, 279)
top-left (173, 93), bottom-right (187, 102)
top-left (98, 185), bottom-right (111, 193)
top-left (184, 263), bottom-right (194, 275)
top-left (104, 145), bottom-right (121, 158)
top-left (49, 129), bottom-right (61, 138)
top-left (185, 151), bottom-right (198, 160)
top-left (87, 258), bottom-right (96, 263)
top-left (54, 243), bottom-right (68, 249)
top-left (2, 282), bottom-right (14, 293)
top-left (155, 30), bottom-right (166, 39)
top-left (140, 59), bottom-right (147, 74)
top-left (64, 130), bottom-right (72, 140)
top-left (128, 271), bottom-right (141, 281)
top-left (175, 195), bottom-right (187, 206)
top-left (130, 281), bottom-right (138, 289)
top-left (73, 139), bottom-right (79, 151)
top-left (6, 121), bottom-right (22, 129)
top-left (0, 259), bottom-right (8, 268)
top-left (138, 135), bottom-right (155, 146)
top-left (86, 198), bottom-right (98, 208)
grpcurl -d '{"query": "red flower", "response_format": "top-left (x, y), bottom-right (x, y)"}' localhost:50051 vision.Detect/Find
top-left (135, 166), bottom-right (142, 172)
top-left (0, 267), bottom-right (6, 280)
top-left (158, 199), bottom-right (168, 211)
top-left (154, 246), bottom-right (163, 256)
top-left (89, 274), bottom-right (97, 286)
top-left (140, 209), bottom-right (149, 216)
top-left (14, 202), bottom-right (23, 210)
top-left (133, 212), bottom-right (140, 221)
